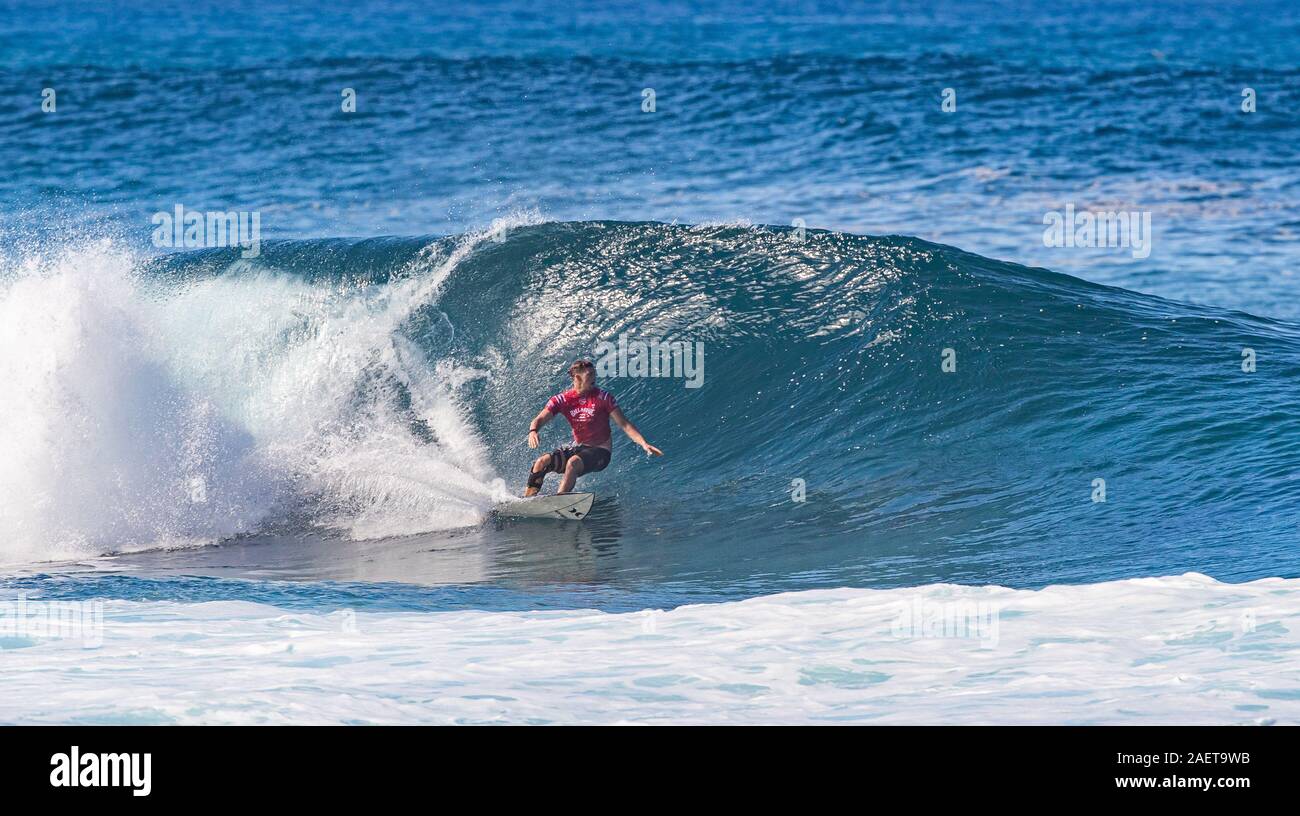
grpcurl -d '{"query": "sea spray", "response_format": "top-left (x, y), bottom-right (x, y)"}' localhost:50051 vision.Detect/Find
top-left (0, 221), bottom-right (543, 561)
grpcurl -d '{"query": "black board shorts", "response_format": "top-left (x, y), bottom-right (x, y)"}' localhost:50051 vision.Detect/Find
top-left (550, 444), bottom-right (611, 475)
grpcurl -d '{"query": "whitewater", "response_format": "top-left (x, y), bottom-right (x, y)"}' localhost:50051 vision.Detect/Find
top-left (0, 225), bottom-right (524, 565)
top-left (3, 574), bottom-right (1296, 724)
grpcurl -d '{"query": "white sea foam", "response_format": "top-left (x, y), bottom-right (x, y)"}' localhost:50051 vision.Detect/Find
top-left (0, 221), bottom-right (537, 562)
top-left (0, 243), bottom-right (277, 562)
top-left (1, 573), bottom-right (1295, 724)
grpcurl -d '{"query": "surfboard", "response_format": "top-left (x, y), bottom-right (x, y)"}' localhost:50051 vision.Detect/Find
top-left (495, 492), bottom-right (595, 520)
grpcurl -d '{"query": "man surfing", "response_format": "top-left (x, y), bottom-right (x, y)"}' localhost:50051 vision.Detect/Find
top-left (524, 359), bottom-right (662, 496)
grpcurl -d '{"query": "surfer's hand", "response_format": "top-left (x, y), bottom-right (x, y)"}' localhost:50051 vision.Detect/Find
top-left (642, 443), bottom-right (663, 456)
top-left (528, 430), bottom-right (539, 449)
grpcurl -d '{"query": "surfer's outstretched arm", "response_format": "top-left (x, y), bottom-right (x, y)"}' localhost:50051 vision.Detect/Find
top-left (611, 408), bottom-right (663, 456)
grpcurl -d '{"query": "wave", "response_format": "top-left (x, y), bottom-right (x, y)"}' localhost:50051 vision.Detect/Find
top-left (2, 220), bottom-right (1298, 583)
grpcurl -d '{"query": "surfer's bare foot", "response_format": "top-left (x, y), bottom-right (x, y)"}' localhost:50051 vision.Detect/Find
top-left (523, 486), bottom-right (540, 498)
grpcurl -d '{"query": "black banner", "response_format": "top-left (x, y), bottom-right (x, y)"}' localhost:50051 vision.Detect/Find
top-left (2, 726), bottom-right (1284, 801)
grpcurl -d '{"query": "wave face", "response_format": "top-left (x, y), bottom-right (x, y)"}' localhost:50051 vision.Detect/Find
top-left (2, 221), bottom-right (1298, 595)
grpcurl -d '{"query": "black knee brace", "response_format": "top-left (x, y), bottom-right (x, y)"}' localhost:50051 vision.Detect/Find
top-left (526, 456), bottom-right (552, 488)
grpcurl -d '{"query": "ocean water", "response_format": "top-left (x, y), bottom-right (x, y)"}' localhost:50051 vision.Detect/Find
top-left (1, 0), bottom-right (1299, 724)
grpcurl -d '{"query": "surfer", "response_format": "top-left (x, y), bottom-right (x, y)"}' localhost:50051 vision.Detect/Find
top-left (524, 359), bottom-right (663, 496)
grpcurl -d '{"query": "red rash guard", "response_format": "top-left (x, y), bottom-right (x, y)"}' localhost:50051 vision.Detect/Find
top-left (545, 388), bottom-right (618, 447)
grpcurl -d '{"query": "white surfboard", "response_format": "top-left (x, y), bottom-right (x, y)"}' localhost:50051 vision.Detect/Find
top-left (495, 492), bottom-right (595, 520)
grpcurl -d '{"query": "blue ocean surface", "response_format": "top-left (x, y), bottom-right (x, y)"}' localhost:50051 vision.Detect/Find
top-left (1, 0), bottom-right (1298, 723)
